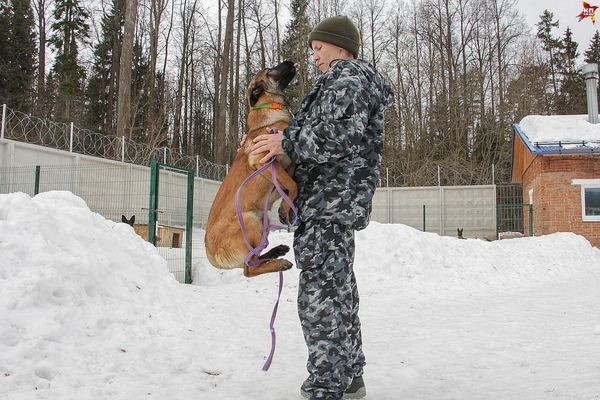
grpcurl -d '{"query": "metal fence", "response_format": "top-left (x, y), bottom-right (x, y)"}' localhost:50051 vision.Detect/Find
top-left (495, 184), bottom-right (534, 238)
top-left (0, 104), bottom-right (226, 181)
top-left (0, 162), bottom-right (221, 283)
top-left (0, 103), bottom-right (537, 254)
top-left (371, 185), bottom-right (498, 238)
top-left (369, 182), bottom-right (533, 239)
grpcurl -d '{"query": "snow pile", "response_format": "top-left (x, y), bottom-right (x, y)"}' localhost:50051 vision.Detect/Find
top-left (1, 191), bottom-right (599, 399)
top-left (518, 114), bottom-right (600, 144)
top-left (193, 222), bottom-right (599, 296)
top-left (353, 222), bottom-right (599, 296)
top-left (0, 191), bottom-right (188, 393)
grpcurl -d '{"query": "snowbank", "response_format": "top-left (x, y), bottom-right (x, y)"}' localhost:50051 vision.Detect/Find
top-left (1, 191), bottom-right (599, 399)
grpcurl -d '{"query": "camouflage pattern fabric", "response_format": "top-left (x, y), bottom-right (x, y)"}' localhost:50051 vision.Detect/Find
top-left (282, 59), bottom-right (393, 399)
top-left (295, 221), bottom-right (365, 399)
top-left (281, 59), bottom-right (394, 231)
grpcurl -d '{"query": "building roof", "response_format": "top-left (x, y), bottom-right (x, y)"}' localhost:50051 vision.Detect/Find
top-left (513, 115), bottom-right (600, 155)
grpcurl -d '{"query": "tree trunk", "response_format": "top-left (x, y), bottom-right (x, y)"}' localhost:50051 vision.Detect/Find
top-left (107, 3), bottom-right (123, 134)
top-left (116, 0), bottom-right (138, 138)
top-left (34, 0), bottom-right (47, 115)
top-left (173, 0), bottom-right (199, 151)
top-left (215, 0), bottom-right (235, 164)
top-left (254, 3), bottom-right (266, 69)
top-left (146, 0), bottom-right (168, 143)
top-left (274, 0), bottom-right (281, 61)
top-left (227, 0), bottom-right (242, 163)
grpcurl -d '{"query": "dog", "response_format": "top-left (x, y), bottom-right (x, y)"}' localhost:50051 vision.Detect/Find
top-left (204, 60), bottom-right (297, 278)
top-left (122, 215), bottom-right (135, 226)
top-left (458, 227), bottom-right (496, 241)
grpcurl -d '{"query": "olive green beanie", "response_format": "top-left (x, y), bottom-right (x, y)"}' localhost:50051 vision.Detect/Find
top-left (308, 15), bottom-right (360, 58)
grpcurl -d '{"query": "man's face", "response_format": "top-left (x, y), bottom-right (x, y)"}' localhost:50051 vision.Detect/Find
top-left (311, 40), bottom-right (345, 73)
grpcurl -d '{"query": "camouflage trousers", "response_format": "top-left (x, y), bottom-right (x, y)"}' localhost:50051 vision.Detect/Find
top-left (294, 220), bottom-right (365, 400)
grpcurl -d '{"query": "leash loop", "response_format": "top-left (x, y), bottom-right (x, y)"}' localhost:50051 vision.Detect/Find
top-left (234, 136), bottom-right (298, 370)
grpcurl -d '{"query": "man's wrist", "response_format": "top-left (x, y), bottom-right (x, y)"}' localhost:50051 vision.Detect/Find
top-left (281, 136), bottom-right (295, 161)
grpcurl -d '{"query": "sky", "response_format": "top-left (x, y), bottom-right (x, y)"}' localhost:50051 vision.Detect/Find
top-left (2, 190), bottom-right (600, 399)
top-left (518, 0), bottom-right (600, 56)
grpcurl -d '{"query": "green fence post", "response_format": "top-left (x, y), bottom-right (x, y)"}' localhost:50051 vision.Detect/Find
top-left (422, 205), bottom-right (426, 232)
top-left (529, 204), bottom-right (534, 237)
top-left (148, 161), bottom-right (159, 245)
top-left (34, 165), bottom-right (40, 195)
top-left (496, 205), bottom-right (500, 240)
top-left (184, 169), bottom-right (194, 284)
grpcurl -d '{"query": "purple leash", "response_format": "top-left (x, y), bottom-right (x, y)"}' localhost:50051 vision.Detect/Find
top-left (234, 146), bottom-right (298, 371)
top-left (262, 270), bottom-right (283, 371)
top-left (235, 160), bottom-right (275, 267)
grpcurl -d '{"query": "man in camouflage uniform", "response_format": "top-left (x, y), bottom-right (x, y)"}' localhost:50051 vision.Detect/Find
top-left (252, 15), bottom-right (394, 400)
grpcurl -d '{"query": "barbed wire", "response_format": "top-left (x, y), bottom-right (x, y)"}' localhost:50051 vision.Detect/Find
top-left (1, 106), bottom-right (227, 181)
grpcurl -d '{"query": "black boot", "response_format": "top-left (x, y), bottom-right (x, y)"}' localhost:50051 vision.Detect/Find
top-left (300, 376), bottom-right (366, 399)
top-left (343, 376), bottom-right (366, 399)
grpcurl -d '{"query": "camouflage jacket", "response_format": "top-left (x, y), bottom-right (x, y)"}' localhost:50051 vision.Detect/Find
top-left (281, 59), bottom-right (394, 230)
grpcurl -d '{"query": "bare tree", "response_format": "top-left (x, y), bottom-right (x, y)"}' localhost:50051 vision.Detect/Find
top-left (32, 0), bottom-right (50, 115)
top-left (363, 0), bottom-right (390, 69)
top-left (145, 0), bottom-right (170, 141)
top-left (172, 0), bottom-right (200, 151)
top-left (215, 0), bottom-right (236, 164)
top-left (229, 0), bottom-right (244, 161)
top-left (116, 0), bottom-right (138, 138)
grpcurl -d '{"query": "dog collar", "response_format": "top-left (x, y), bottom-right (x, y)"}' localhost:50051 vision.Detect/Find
top-left (252, 102), bottom-right (284, 110)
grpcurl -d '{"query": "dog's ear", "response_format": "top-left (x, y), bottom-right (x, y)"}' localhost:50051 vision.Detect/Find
top-left (122, 215), bottom-right (134, 226)
top-left (250, 82), bottom-right (265, 106)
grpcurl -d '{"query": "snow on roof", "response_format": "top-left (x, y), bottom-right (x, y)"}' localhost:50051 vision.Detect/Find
top-left (518, 115), bottom-right (600, 144)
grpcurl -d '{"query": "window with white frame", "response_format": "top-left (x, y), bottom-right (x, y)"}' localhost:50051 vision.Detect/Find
top-left (572, 179), bottom-right (600, 221)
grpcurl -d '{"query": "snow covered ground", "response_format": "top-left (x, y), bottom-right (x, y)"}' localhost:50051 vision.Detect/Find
top-left (2, 191), bottom-right (600, 400)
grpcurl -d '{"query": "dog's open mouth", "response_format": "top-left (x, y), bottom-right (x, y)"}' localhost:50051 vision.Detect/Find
top-left (268, 60), bottom-right (297, 90)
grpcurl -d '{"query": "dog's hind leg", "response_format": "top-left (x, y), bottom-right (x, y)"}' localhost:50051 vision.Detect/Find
top-left (244, 258), bottom-right (293, 278)
top-left (258, 244), bottom-right (290, 261)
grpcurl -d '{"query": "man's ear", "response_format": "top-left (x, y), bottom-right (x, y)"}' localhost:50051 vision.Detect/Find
top-left (250, 82), bottom-right (264, 106)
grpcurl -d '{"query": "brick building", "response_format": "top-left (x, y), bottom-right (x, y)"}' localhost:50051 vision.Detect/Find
top-left (511, 115), bottom-right (600, 247)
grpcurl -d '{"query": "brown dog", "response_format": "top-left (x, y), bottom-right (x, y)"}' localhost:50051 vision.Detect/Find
top-left (204, 60), bottom-right (297, 278)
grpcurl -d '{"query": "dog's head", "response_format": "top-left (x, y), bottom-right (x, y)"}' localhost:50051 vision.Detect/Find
top-left (122, 215), bottom-right (135, 226)
top-left (247, 60), bottom-right (296, 107)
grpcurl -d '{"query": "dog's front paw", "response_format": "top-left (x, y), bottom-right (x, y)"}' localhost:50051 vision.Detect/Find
top-left (261, 244), bottom-right (289, 259)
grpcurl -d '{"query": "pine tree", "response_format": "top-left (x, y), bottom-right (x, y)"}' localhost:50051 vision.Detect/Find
top-left (0, 0), bottom-right (10, 106)
top-left (86, 0), bottom-right (124, 133)
top-left (281, 0), bottom-right (313, 111)
top-left (130, 38), bottom-right (149, 143)
top-left (584, 30), bottom-right (600, 65)
top-left (559, 28), bottom-right (578, 75)
top-left (556, 27), bottom-right (585, 114)
top-left (0, 0), bottom-right (37, 111)
top-left (536, 10), bottom-right (562, 105)
top-left (49, 0), bottom-right (90, 121)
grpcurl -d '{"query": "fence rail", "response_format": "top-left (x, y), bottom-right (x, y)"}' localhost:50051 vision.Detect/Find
top-left (0, 104), bottom-right (226, 181)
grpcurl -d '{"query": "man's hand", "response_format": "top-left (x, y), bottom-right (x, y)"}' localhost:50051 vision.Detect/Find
top-left (251, 128), bottom-right (284, 163)
top-left (236, 134), bottom-right (248, 153)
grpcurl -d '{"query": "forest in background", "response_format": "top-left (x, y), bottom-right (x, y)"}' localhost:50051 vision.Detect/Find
top-left (1, 0), bottom-right (600, 185)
